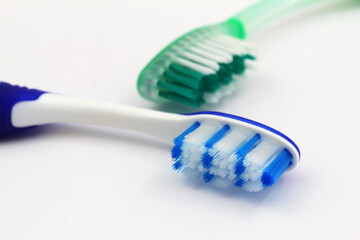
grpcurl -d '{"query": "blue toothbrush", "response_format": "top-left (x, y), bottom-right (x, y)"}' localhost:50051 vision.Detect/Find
top-left (0, 82), bottom-right (300, 192)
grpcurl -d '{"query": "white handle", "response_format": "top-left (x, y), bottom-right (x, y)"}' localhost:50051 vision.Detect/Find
top-left (11, 93), bottom-right (192, 142)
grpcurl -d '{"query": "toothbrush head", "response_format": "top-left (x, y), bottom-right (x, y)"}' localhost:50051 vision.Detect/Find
top-left (172, 112), bottom-right (300, 192)
top-left (137, 24), bottom-right (256, 108)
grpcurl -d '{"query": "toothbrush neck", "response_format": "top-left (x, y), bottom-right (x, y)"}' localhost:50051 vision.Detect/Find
top-left (227, 0), bottom-right (339, 38)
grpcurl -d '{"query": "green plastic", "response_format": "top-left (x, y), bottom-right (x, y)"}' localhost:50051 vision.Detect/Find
top-left (137, 0), bottom-right (343, 107)
top-left (228, 0), bottom-right (331, 38)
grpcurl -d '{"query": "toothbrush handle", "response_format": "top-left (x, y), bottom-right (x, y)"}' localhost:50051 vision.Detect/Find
top-left (0, 82), bottom-right (45, 137)
top-left (0, 82), bottom-right (189, 141)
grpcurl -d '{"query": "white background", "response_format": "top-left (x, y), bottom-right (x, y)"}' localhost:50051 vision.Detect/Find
top-left (1, 0), bottom-right (360, 239)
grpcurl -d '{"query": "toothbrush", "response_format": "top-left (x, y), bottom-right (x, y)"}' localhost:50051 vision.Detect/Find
top-left (0, 82), bottom-right (300, 192)
top-left (137, 0), bottom-right (337, 107)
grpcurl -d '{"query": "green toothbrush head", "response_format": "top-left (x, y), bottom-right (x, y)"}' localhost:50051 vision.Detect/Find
top-left (137, 0), bottom-right (334, 107)
top-left (137, 22), bottom-right (256, 108)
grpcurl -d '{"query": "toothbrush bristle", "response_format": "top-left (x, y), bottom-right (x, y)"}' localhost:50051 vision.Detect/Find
top-left (172, 122), bottom-right (293, 192)
top-left (261, 149), bottom-right (293, 187)
top-left (138, 27), bottom-right (256, 107)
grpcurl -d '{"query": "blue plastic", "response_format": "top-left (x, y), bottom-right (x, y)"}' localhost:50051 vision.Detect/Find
top-left (171, 122), bottom-right (200, 171)
top-left (202, 124), bottom-right (230, 169)
top-left (201, 125), bottom-right (231, 183)
top-left (0, 82), bottom-right (45, 137)
top-left (234, 134), bottom-right (261, 177)
top-left (261, 148), bottom-right (293, 188)
top-left (204, 125), bottom-right (230, 149)
top-left (172, 160), bottom-right (183, 171)
top-left (203, 171), bottom-right (215, 183)
top-left (234, 178), bottom-right (245, 188)
top-left (173, 121), bottom-right (200, 146)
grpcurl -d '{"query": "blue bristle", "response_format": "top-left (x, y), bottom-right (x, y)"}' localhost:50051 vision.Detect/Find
top-left (202, 152), bottom-right (213, 169)
top-left (235, 134), bottom-right (261, 158)
top-left (204, 125), bottom-right (230, 148)
top-left (234, 134), bottom-right (261, 176)
top-left (173, 122), bottom-right (200, 145)
top-left (171, 144), bottom-right (182, 160)
top-left (171, 122), bottom-right (201, 161)
top-left (172, 160), bottom-right (183, 171)
top-left (203, 171), bottom-right (215, 183)
top-left (201, 125), bottom-right (230, 169)
top-left (234, 178), bottom-right (245, 188)
top-left (261, 148), bottom-right (293, 188)
top-left (234, 162), bottom-right (246, 176)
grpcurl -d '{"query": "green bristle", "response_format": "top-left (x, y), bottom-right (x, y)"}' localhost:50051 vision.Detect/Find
top-left (203, 74), bottom-right (221, 92)
top-left (138, 34), bottom-right (255, 107)
top-left (169, 63), bottom-right (204, 81)
top-left (245, 54), bottom-right (256, 61)
top-left (159, 91), bottom-right (204, 107)
top-left (136, 22), bottom-right (257, 107)
top-left (233, 56), bottom-right (246, 74)
top-left (218, 63), bottom-right (234, 84)
top-left (168, 62), bottom-right (225, 93)
top-left (157, 80), bottom-right (202, 101)
top-left (163, 69), bottom-right (203, 90)
top-left (225, 62), bottom-right (235, 73)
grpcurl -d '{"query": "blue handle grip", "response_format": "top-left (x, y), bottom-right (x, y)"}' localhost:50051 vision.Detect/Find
top-left (0, 82), bottom-right (45, 137)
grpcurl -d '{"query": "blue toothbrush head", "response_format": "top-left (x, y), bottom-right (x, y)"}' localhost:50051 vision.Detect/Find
top-left (171, 112), bottom-right (300, 192)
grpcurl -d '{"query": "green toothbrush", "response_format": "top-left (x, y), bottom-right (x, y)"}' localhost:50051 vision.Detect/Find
top-left (137, 0), bottom-right (338, 107)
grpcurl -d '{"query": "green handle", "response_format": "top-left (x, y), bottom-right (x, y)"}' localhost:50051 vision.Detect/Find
top-left (227, 0), bottom-right (341, 38)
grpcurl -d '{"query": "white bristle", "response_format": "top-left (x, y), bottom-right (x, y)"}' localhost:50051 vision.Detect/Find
top-left (218, 84), bottom-right (234, 97)
top-left (212, 177), bottom-right (233, 189)
top-left (180, 122), bottom-right (223, 167)
top-left (195, 42), bottom-right (233, 62)
top-left (203, 93), bottom-right (220, 104)
top-left (172, 121), bottom-right (297, 192)
top-left (204, 91), bottom-right (222, 104)
top-left (243, 140), bottom-right (278, 170)
top-left (211, 130), bottom-right (247, 163)
top-left (180, 51), bottom-right (220, 71)
top-left (202, 80), bottom-right (240, 105)
top-left (188, 46), bottom-right (230, 63)
top-left (182, 167), bottom-right (201, 180)
top-left (213, 90), bottom-right (223, 100)
top-left (174, 57), bottom-right (216, 75)
top-left (184, 33), bottom-right (235, 63)
top-left (203, 39), bottom-right (246, 56)
top-left (203, 92), bottom-right (224, 105)
top-left (197, 165), bottom-right (207, 174)
top-left (142, 29), bottom-right (257, 107)
top-left (207, 130), bottom-right (249, 179)
top-left (242, 180), bottom-right (263, 192)
top-left (241, 141), bottom-right (279, 182)
top-left (212, 36), bottom-right (246, 49)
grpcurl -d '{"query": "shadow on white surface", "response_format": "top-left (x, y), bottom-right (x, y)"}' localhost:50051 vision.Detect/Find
top-left (179, 171), bottom-right (303, 205)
